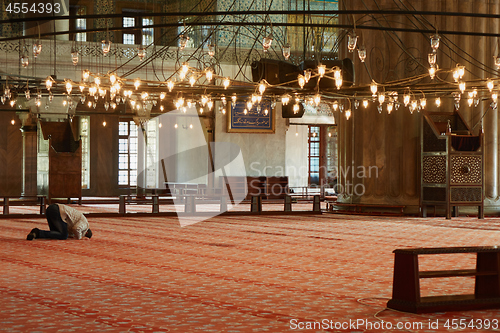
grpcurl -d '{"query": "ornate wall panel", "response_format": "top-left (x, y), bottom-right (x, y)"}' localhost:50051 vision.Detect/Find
top-left (450, 155), bottom-right (482, 184)
top-left (422, 156), bottom-right (446, 184)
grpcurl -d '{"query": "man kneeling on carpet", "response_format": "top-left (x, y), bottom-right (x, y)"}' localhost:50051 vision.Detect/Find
top-left (27, 204), bottom-right (92, 240)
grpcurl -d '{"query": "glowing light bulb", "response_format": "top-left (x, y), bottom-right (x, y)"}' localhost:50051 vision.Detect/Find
top-left (488, 80), bottom-right (495, 92)
top-left (205, 68), bottom-right (213, 82)
top-left (282, 95), bottom-right (290, 105)
top-left (45, 77), bottom-right (53, 91)
top-left (318, 64), bottom-right (326, 77)
top-left (378, 93), bottom-right (385, 105)
top-left (459, 81), bottom-right (466, 93)
top-left (160, 92), bottom-right (166, 100)
top-left (314, 94), bottom-right (321, 106)
top-left (189, 75), bottom-right (196, 87)
top-left (134, 78), bottom-right (141, 90)
top-left (66, 81), bottom-right (72, 94)
top-left (298, 74), bottom-right (305, 89)
top-left (167, 80), bottom-right (174, 92)
top-left (403, 94), bottom-right (410, 106)
top-left (436, 97), bottom-right (441, 107)
top-left (420, 98), bottom-right (427, 108)
top-left (370, 82), bottom-right (377, 96)
top-left (362, 100), bottom-right (369, 108)
top-left (429, 67), bottom-right (436, 79)
top-left (345, 109), bottom-right (352, 120)
top-left (223, 77), bottom-right (230, 89)
top-left (258, 81), bottom-right (266, 95)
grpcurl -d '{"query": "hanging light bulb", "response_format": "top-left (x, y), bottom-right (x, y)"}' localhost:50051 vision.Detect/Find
top-left (362, 100), bottom-right (368, 108)
top-left (493, 93), bottom-right (498, 102)
top-left (101, 40), bottom-right (111, 54)
top-left (318, 64), bottom-right (326, 77)
top-left (207, 43), bottom-right (215, 57)
top-left (313, 94), bottom-right (321, 106)
top-left (378, 93), bottom-right (385, 105)
top-left (358, 45), bottom-right (366, 62)
top-left (65, 81), bottom-right (72, 94)
top-left (71, 50), bottom-right (79, 65)
top-left (282, 95), bottom-right (290, 105)
top-left (137, 47), bottom-right (146, 61)
top-left (304, 69), bottom-right (312, 83)
top-left (494, 55), bottom-right (500, 69)
top-left (293, 103), bottom-right (300, 114)
top-left (370, 82), bottom-right (378, 96)
top-left (298, 74), bottom-right (305, 89)
top-left (201, 95), bottom-right (208, 106)
top-left (45, 76), bottom-right (53, 91)
top-left (231, 94), bottom-right (237, 105)
top-left (332, 101), bottom-right (339, 111)
top-left (430, 34), bottom-right (440, 52)
top-left (223, 77), bottom-right (230, 89)
top-left (262, 34), bottom-right (273, 52)
top-left (189, 75), bottom-right (197, 87)
top-left (420, 98), bottom-right (427, 108)
top-left (428, 53), bottom-right (436, 66)
top-left (205, 68), bottom-right (213, 82)
top-left (347, 32), bottom-right (358, 52)
top-left (403, 93), bottom-right (410, 106)
top-left (436, 97), bottom-right (441, 107)
top-left (487, 79), bottom-right (495, 92)
top-left (109, 73), bottom-right (117, 85)
top-left (387, 103), bottom-right (394, 114)
top-left (21, 53), bottom-right (29, 68)
top-left (283, 43), bottom-right (291, 60)
top-left (134, 78), bottom-right (141, 90)
top-left (167, 80), bottom-right (174, 92)
top-left (345, 109), bottom-right (352, 120)
top-left (160, 92), bottom-right (166, 100)
top-left (429, 67), bottom-right (436, 79)
top-left (247, 101), bottom-right (253, 110)
top-left (258, 81), bottom-right (266, 95)
top-left (459, 81), bottom-right (466, 93)
top-left (82, 69), bottom-right (90, 82)
top-left (179, 34), bottom-right (189, 50)
top-left (25, 89), bottom-right (30, 100)
top-left (33, 42), bottom-right (42, 58)
top-left (207, 100), bottom-right (213, 110)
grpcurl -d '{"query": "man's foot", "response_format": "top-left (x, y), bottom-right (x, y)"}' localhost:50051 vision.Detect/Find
top-left (26, 228), bottom-right (39, 241)
top-left (85, 229), bottom-right (92, 239)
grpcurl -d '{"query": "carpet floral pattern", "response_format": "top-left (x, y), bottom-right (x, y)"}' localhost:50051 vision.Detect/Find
top-left (2, 213), bottom-right (500, 332)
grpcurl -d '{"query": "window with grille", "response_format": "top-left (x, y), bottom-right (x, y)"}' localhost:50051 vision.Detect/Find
top-left (80, 117), bottom-right (90, 188)
top-left (308, 126), bottom-right (320, 185)
top-left (122, 10), bottom-right (154, 45)
top-left (118, 121), bottom-right (138, 187)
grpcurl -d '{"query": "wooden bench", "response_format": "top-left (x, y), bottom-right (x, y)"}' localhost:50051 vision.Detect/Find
top-left (119, 195), bottom-right (161, 214)
top-left (2, 196), bottom-right (47, 215)
top-left (387, 246), bottom-right (500, 313)
top-left (329, 202), bottom-right (405, 215)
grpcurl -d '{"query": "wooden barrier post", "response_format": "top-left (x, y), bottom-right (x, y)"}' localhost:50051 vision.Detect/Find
top-left (3, 197), bottom-right (9, 215)
top-left (119, 195), bottom-right (126, 214)
top-left (284, 195), bottom-right (292, 212)
top-left (251, 195), bottom-right (262, 213)
top-left (313, 195), bottom-right (321, 212)
top-left (152, 195), bottom-right (159, 213)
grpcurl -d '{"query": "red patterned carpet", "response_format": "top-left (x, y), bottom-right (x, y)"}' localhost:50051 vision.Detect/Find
top-left (2, 212), bottom-right (500, 332)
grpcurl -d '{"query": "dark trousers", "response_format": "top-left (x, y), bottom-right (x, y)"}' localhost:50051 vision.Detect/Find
top-left (38, 204), bottom-right (68, 240)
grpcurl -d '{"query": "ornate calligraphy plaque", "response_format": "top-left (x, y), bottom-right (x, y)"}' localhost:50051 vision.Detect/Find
top-left (227, 100), bottom-right (275, 133)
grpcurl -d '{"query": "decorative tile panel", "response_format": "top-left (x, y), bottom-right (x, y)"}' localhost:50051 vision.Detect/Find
top-left (422, 156), bottom-right (446, 184)
top-left (451, 155), bottom-right (482, 184)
